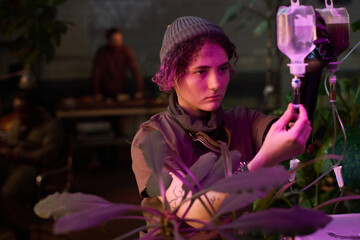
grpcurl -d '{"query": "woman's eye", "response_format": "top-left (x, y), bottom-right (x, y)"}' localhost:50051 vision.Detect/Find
top-left (219, 66), bottom-right (229, 73)
top-left (195, 70), bottom-right (206, 75)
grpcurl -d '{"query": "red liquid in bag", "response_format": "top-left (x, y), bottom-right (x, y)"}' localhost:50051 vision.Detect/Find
top-left (326, 23), bottom-right (350, 59)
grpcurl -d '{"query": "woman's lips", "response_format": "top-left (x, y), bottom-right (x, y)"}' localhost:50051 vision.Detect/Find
top-left (205, 95), bottom-right (222, 101)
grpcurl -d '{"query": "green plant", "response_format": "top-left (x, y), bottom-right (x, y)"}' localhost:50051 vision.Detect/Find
top-left (268, 71), bottom-right (360, 212)
top-left (0, 0), bottom-right (71, 89)
top-left (269, 16), bottom-right (360, 212)
top-left (0, 0), bottom-right (70, 64)
top-left (295, 73), bottom-right (360, 212)
top-left (220, 0), bottom-right (287, 110)
top-left (34, 131), bottom-right (339, 239)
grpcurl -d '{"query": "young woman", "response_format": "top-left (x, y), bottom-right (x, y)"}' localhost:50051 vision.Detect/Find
top-left (131, 16), bottom-right (313, 237)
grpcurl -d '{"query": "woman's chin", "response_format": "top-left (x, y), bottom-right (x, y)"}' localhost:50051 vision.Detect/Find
top-left (203, 103), bottom-right (221, 112)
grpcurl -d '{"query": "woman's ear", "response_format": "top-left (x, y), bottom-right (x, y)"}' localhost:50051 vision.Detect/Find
top-left (172, 77), bottom-right (179, 90)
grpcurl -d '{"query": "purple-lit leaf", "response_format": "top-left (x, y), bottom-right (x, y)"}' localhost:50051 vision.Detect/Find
top-left (34, 192), bottom-right (119, 219)
top-left (173, 226), bottom-right (187, 240)
top-left (208, 165), bottom-right (289, 193)
top-left (182, 150), bottom-right (241, 196)
top-left (213, 191), bottom-right (269, 219)
top-left (220, 206), bottom-right (332, 236)
top-left (180, 224), bottom-right (242, 240)
top-left (146, 172), bottom-right (172, 197)
top-left (201, 150), bottom-right (242, 189)
top-left (213, 167), bottom-right (291, 218)
top-left (117, 224), bottom-right (159, 240)
top-left (54, 204), bottom-right (139, 234)
top-left (139, 130), bottom-right (166, 175)
top-left (182, 152), bottom-right (217, 194)
top-left (34, 192), bottom-right (141, 234)
top-left (212, 229), bottom-right (248, 240)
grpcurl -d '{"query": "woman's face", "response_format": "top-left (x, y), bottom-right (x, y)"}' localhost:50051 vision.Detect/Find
top-left (175, 42), bottom-right (230, 117)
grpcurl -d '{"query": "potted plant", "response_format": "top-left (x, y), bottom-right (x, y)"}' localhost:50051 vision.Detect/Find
top-left (34, 130), bottom-right (343, 239)
top-left (0, 0), bottom-right (70, 88)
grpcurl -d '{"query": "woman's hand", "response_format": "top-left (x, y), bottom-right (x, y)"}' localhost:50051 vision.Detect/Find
top-left (248, 103), bottom-right (312, 171)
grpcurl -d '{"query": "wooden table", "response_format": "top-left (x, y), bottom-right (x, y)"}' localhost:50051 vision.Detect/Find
top-left (55, 97), bottom-right (168, 172)
top-left (56, 97), bottom-right (168, 147)
top-left (56, 98), bottom-right (167, 119)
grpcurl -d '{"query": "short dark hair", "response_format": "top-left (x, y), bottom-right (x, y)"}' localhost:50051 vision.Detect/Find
top-left (152, 33), bottom-right (238, 92)
top-left (105, 27), bottom-right (122, 40)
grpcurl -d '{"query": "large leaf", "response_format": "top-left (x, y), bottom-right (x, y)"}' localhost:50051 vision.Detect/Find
top-left (182, 152), bottom-right (218, 194)
top-left (139, 130), bottom-right (167, 175)
top-left (182, 149), bottom-right (241, 197)
top-left (54, 204), bottom-right (139, 234)
top-left (208, 165), bottom-right (289, 194)
top-left (146, 172), bottom-right (173, 197)
top-left (213, 191), bottom-right (269, 219)
top-left (34, 192), bottom-right (116, 219)
top-left (34, 192), bottom-right (140, 234)
top-left (219, 206), bottom-right (332, 236)
top-left (201, 150), bottom-right (242, 189)
top-left (140, 130), bottom-right (172, 201)
top-left (211, 166), bottom-right (289, 218)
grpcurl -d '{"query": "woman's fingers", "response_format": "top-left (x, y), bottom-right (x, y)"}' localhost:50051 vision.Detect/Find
top-left (288, 105), bottom-right (312, 147)
top-left (273, 104), bottom-right (294, 130)
top-left (289, 105), bottom-right (311, 132)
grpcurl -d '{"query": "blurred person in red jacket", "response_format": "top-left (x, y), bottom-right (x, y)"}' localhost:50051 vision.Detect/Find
top-left (91, 27), bottom-right (145, 101)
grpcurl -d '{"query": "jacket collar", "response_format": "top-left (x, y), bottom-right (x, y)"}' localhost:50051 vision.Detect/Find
top-left (167, 91), bottom-right (224, 133)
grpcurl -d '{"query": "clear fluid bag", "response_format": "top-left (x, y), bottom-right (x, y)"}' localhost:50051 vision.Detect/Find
top-left (277, 0), bottom-right (317, 76)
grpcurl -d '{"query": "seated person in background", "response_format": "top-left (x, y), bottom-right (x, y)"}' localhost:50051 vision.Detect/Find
top-left (91, 27), bottom-right (145, 101)
top-left (0, 90), bottom-right (64, 240)
top-left (131, 16), bottom-right (324, 238)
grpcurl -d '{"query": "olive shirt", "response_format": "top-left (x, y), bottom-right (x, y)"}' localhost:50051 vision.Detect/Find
top-left (6, 110), bottom-right (64, 167)
top-left (0, 109), bottom-right (64, 231)
top-left (131, 93), bottom-right (277, 237)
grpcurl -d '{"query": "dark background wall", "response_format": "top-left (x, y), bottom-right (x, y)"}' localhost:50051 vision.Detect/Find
top-left (1, 0), bottom-right (360, 112)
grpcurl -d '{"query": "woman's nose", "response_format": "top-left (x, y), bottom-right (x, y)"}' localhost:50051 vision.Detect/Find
top-left (208, 72), bottom-right (220, 91)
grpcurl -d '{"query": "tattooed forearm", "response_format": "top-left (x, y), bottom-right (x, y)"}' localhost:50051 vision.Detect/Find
top-left (168, 185), bottom-right (185, 210)
top-left (204, 191), bottom-right (220, 207)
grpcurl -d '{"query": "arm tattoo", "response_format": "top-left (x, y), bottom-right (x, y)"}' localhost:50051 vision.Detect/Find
top-left (168, 185), bottom-right (185, 210)
top-left (209, 195), bottom-right (217, 205)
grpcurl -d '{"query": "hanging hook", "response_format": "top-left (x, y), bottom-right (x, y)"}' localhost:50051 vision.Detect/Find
top-left (325, 0), bottom-right (333, 8)
top-left (291, 0), bottom-right (300, 6)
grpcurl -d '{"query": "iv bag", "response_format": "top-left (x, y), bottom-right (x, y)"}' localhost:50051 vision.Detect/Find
top-left (316, 5), bottom-right (350, 59)
top-left (277, 4), bottom-right (317, 75)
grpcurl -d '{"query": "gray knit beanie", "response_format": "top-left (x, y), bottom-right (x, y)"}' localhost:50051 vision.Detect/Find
top-left (159, 16), bottom-right (228, 64)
